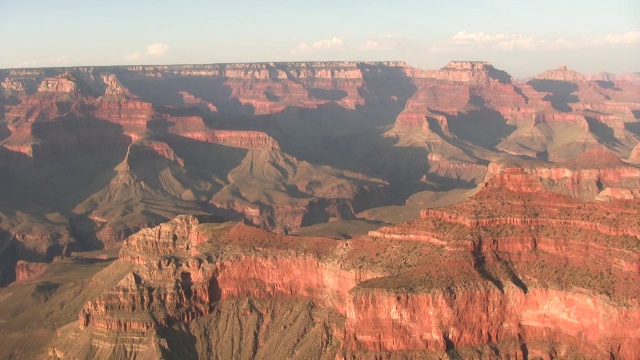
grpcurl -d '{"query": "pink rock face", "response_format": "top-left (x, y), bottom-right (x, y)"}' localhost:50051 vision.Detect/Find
top-left (37, 74), bottom-right (80, 93)
top-left (93, 74), bottom-right (154, 139)
top-left (216, 255), bottom-right (378, 314)
top-left (482, 167), bottom-right (545, 192)
top-left (77, 170), bottom-right (640, 358)
top-left (534, 65), bottom-right (587, 82)
top-left (178, 91), bottom-right (217, 112)
top-left (345, 287), bottom-right (639, 359)
top-left (219, 62), bottom-right (373, 114)
top-left (486, 148), bottom-right (640, 200)
top-left (167, 116), bottom-right (280, 149)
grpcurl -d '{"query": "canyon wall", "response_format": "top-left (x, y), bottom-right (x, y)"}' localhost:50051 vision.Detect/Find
top-left (51, 168), bottom-right (640, 359)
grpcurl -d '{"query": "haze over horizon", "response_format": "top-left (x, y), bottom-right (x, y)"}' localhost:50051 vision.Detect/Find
top-left (1, 0), bottom-right (639, 78)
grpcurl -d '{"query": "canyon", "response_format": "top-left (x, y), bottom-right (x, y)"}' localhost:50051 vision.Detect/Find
top-left (0, 60), bottom-right (639, 358)
top-left (36, 169), bottom-right (640, 359)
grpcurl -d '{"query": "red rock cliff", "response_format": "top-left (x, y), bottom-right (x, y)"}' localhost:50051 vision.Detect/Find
top-left (72, 169), bottom-right (640, 359)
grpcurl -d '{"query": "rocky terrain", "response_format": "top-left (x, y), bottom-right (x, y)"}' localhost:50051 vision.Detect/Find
top-left (1, 62), bottom-right (638, 273)
top-left (0, 60), bottom-right (639, 358)
top-left (17, 168), bottom-right (634, 359)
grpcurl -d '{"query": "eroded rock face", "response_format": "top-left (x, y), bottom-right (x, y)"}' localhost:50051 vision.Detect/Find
top-left (57, 169), bottom-right (640, 358)
top-left (487, 148), bottom-right (640, 200)
top-left (630, 143), bottom-right (640, 164)
top-left (14, 260), bottom-right (48, 282)
top-left (93, 74), bottom-right (154, 141)
top-left (167, 116), bottom-right (280, 149)
top-left (1, 61), bottom-right (639, 299)
top-left (534, 65), bottom-right (587, 82)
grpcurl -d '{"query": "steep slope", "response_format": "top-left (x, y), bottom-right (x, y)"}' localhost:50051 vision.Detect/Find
top-left (93, 74), bottom-right (155, 141)
top-left (38, 167), bottom-right (640, 359)
top-left (211, 146), bottom-right (389, 233)
top-left (72, 140), bottom-right (209, 246)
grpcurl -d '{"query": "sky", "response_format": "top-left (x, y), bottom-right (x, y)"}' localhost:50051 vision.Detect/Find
top-left (1, 0), bottom-right (639, 78)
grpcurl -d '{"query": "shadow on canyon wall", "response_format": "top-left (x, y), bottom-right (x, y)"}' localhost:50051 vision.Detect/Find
top-left (527, 79), bottom-right (579, 112)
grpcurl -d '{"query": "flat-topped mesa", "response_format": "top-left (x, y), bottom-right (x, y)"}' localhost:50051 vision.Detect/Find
top-left (446, 60), bottom-right (492, 71)
top-left (210, 130), bottom-right (280, 149)
top-left (224, 62), bottom-right (398, 112)
top-left (482, 167), bottom-right (545, 193)
top-left (119, 215), bottom-right (214, 263)
top-left (117, 61), bottom-right (409, 80)
top-left (276, 62), bottom-right (367, 80)
top-left (410, 61), bottom-right (513, 84)
top-left (146, 61), bottom-right (406, 80)
top-left (2, 73), bottom-right (93, 122)
top-left (534, 65), bottom-right (587, 82)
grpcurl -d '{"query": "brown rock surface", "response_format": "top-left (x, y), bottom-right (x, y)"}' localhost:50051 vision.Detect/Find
top-left (14, 260), bottom-right (49, 282)
top-left (630, 143), bottom-right (640, 164)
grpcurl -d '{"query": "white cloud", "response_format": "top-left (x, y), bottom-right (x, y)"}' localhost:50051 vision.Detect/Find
top-left (438, 30), bottom-right (640, 53)
top-left (452, 31), bottom-right (508, 44)
top-left (451, 31), bottom-right (545, 51)
top-left (122, 43), bottom-right (169, 63)
top-left (145, 43), bottom-right (170, 56)
top-left (125, 52), bottom-right (140, 61)
top-left (592, 31), bottom-right (640, 45)
top-left (495, 35), bottom-right (545, 51)
top-left (290, 37), bottom-right (344, 54)
top-left (359, 35), bottom-right (408, 51)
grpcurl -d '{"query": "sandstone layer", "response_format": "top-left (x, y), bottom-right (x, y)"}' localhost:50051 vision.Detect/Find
top-left (44, 168), bottom-right (640, 359)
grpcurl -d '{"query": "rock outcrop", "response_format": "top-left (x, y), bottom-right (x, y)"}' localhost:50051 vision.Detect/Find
top-left (14, 260), bottom-right (49, 282)
top-left (486, 147), bottom-right (640, 200)
top-left (534, 65), bottom-right (587, 82)
top-left (45, 167), bottom-right (640, 358)
top-left (93, 74), bottom-right (154, 141)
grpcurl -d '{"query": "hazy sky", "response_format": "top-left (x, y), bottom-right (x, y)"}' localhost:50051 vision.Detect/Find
top-left (1, 0), bottom-right (639, 77)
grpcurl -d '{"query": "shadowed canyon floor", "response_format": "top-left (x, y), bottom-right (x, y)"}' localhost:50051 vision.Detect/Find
top-left (0, 61), bottom-right (639, 358)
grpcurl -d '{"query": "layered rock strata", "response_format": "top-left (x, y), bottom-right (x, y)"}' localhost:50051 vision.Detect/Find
top-left (52, 168), bottom-right (640, 359)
